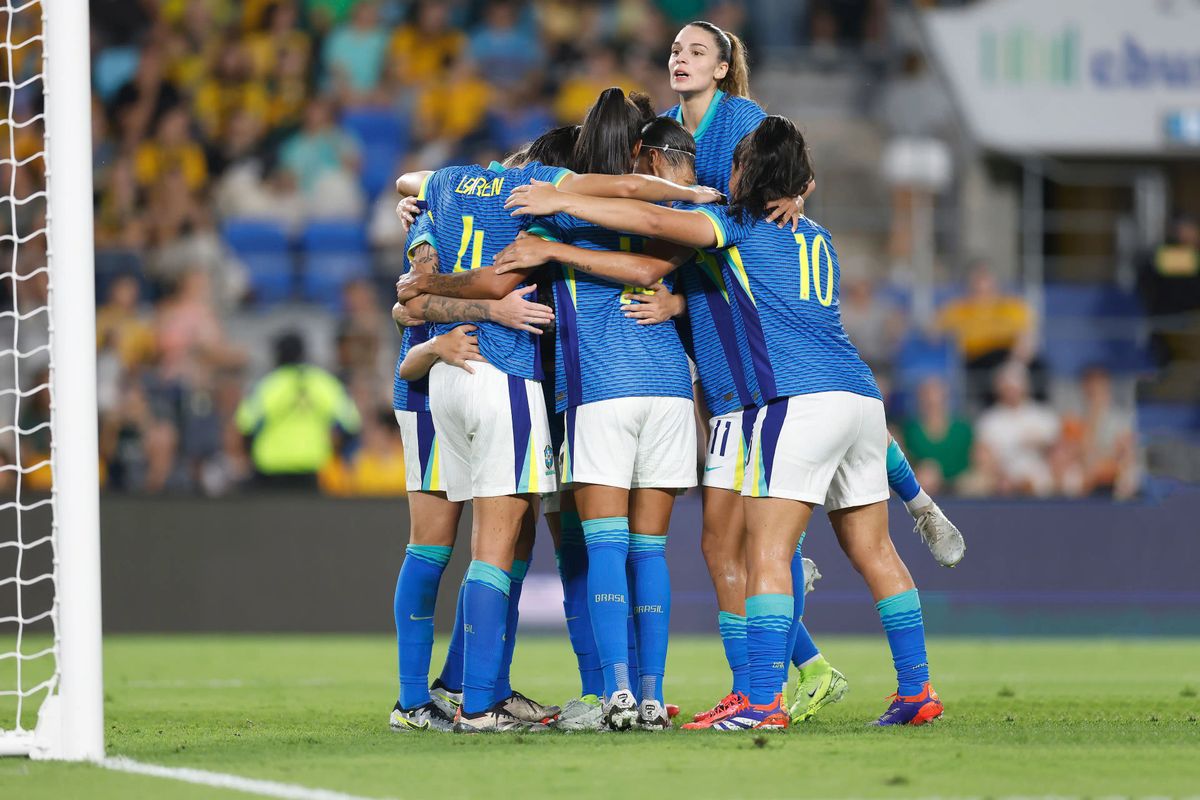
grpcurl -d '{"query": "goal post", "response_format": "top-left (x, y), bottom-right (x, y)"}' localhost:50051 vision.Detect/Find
top-left (0, 0), bottom-right (103, 761)
top-left (43, 0), bottom-right (103, 761)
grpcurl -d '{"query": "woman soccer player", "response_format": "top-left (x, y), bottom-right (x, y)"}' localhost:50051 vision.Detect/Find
top-left (506, 116), bottom-right (946, 729)
top-left (667, 20), bottom-right (964, 570)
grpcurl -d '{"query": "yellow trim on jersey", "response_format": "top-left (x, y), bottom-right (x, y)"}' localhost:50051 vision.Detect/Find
top-left (734, 430), bottom-right (746, 493)
top-left (696, 251), bottom-right (729, 303)
top-left (564, 264), bottom-right (578, 307)
top-left (696, 207), bottom-right (726, 248)
top-left (551, 169), bottom-right (573, 187)
top-left (416, 173), bottom-right (432, 201)
top-left (725, 247), bottom-right (756, 304)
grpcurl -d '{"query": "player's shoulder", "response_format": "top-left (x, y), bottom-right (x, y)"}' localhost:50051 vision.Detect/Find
top-left (720, 94), bottom-right (766, 123)
top-left (797, 215), bottom-right (834, 243)
top-left (660, 103), bottom-right (682, 121)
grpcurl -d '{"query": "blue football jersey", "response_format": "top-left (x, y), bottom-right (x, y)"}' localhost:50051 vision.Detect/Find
top-left (529, 214), bottom-right (693, 413)
top-left (677, 250), bottom-right (757, 417)
top-left (392, 215), bottom-right (437, 412)
top-left (694, 205), bottom-right (881, 404)
top-left (418, 161), bottom-right (571, 380)
top-left (663, 91), bottom-right (765, 197)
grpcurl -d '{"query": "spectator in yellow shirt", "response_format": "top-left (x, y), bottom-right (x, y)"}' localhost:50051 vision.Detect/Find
top-left (937, 261), bottom-right (1036, 364)
top-left (388, 1), bottom-right (465, 89)
top-left (554, 46), bottom-right (636, 124)
top-left (414, 55), bottom-right (491, 145)
top-left (134, 107), bottom-right (208, 192)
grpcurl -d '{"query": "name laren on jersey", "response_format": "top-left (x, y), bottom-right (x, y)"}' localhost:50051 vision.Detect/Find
top-left (454, 175), bottom-right (505, 197)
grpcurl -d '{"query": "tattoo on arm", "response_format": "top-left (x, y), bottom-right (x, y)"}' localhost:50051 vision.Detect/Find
top-left (420, 295), bottom-right (492, 323)
top-left (410, 244), bottom-right (438, 274)
top-left (418, 271), bottom-right (482, 298)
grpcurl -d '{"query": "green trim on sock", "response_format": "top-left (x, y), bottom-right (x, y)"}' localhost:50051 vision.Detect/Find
top-left (465, 560), bottom-right (511, 596)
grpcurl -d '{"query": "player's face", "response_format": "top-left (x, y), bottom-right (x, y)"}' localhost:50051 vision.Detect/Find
top-left (669, 25), bottom-right (727, 94)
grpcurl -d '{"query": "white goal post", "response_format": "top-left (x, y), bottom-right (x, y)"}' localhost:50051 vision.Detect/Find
top-left (0, 0), bottom-right (103, 760)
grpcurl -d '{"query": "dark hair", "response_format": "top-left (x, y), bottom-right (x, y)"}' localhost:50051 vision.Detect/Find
top-left (685, 21), bottom-right (751, 98)
top-left (275, 331), bottom-right (306, 366)
top-left (573, 87), bottom-right (655, 175)
top-left (729, 115), bottom-right (812, 222)
top-left (524, 124), bottom-right (580, 169)
top-left (639, 117), bottom-right (696, 174)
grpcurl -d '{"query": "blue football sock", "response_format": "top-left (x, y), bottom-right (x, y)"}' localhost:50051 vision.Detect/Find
top-left (886, 438), bottom-right (931, 513)
top-left (555, 511), bottom-right (603, 696)
top-left (717, 611), bottom-right (750, 695)
top-left (789, 535), bottom-right (820, 668)
top-left (746, 593), bottom-right (793, 707)
top-left (582, 516), bottom-right (631, 696)
top-left (395, 544), bottom-right (452, 709)
top-left (629, 533), bottom-right (670, 705)
top-left (876, 588), bottom-right (930, 696)
top-left (437, 578), bottom-right (467, 691)
top-left (627, 612), bottom-right (639, 693)
top-left (493, 558), bottom-right (527, 702)
top-left (461, 560), bottom-right (511, 714)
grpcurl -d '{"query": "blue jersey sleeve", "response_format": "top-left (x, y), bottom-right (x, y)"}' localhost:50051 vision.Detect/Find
top-left (694, 204), bottom-right (754, 250)
top-left (405, 214), bottom-right (436, 259)
top-left (525, 164), bottom-right (574, 187)
top-left (728, 97), bottom-right (767, 147)
top-left (527, 212), bottom-right (573, 242)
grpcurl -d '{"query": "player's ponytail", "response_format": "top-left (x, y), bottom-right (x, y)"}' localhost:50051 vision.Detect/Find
top-left (721, 31), bottom-right (751, 98)
top-left (687, 21), bottom-right (752, 99)
top-left (573, 87), bottom-right (650, 175)
top-left (728, 115), bottom-right (811, 222)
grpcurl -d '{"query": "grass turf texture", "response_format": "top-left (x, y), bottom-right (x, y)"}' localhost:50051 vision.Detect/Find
top-left (3, 635), bottom-right (1199, 799)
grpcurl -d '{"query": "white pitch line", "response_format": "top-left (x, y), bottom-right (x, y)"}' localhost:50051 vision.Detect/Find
top-left (101, 757), bottom-right (396, 800)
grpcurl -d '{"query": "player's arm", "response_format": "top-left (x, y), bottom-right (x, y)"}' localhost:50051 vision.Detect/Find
top-left (494, 233), bottom-right (689, 289)
top-left (557, 173), bottom-right (724, 206)
top-left (404, 285), bottom-right (553, 334)
top-left (507, 185), bottom-right (719, 249)
top-left (399, 325), bottom-right (485, 379)
top-left (395, 170), bottom-right (433, 197)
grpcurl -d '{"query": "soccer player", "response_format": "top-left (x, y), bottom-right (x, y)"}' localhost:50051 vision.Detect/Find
top-left (505, 116), bottom-right (946, 729)
top-left (388, 215), bottom-right (561, 732)
top-left (665, 20), bottom-right (964, 567)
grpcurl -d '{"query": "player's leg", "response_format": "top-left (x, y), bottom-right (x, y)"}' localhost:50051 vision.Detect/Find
top-left (829, 396), bottom-right (941, 726)
top-left (390, 409), bottom-right (462, 731)
top-left (492, 508), bottom-right (560, 723)
top-left (567, 399), bottom-right (640, 730)
top-left (548, 489), bottom-right (606, 730)
top-left (709, 494), bottom-right (809, 731)
top-left (626, 486), bottom-right (675, 729)
top-left (887, 435), bottom-right (965, 567)
top-left (786, 532), bottom-right (849, 723)
top-left (626, 396), bottom-right (695, 730)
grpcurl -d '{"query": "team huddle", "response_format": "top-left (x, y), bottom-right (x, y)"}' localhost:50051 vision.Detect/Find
top-left (386, 21), bottom-right (965, 734)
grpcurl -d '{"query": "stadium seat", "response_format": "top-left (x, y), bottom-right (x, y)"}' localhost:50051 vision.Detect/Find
top-left (360, 141), bottom-right (402, 197)
top-left (341, 107), bottom-right (407, 149)
top-left (1043, 283), bottom-right (1142, 318)
top-left (891, 333), bottom-right (962, 416)
top-left (300, 221), bottom-right (370, 308)
top-left (221, 219), bottom-right (295, 305)
top-left (1136, 402), bottom-right (1200, 437)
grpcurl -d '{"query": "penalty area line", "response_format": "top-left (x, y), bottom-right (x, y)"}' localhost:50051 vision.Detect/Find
top-left (101, 756), bottom-right (396, 800)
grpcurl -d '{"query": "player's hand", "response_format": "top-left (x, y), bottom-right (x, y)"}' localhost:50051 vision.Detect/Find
top-left (765, 195), bottom-right (805, 231)
top-left (622, 282), bottom-right (686, 325)
top-left (392, 301), bottom-right (423, 329)
top-left (394, 195), bottom-right (421, 236)
top-left (432, 325), bottom-right (484, 374)
top-left (689, 185), bottom-right (726, 205)
top-left (506, 180), bottom-right (566, 217)
top-left (489, 284), bottom-right (555, 334)
top-left (395, 270), bottom-right (426, 303)
top-left (494, 232), bottom-right (554, 274)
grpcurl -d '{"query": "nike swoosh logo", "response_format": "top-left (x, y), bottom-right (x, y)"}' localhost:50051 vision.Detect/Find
top-left (807, 687), bottom-right (819, 698)
top-left (409, 614), bottom-right (434, 621)
top-left (704, 466), bottom-right (721, 472)
top-left (565, 616), bottom-right (580, 622)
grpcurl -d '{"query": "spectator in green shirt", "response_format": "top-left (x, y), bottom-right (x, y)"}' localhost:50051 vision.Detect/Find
top-left (900, 376), bottom-right (973, 494)
top-left (236, 331), bottom-right (361, 490)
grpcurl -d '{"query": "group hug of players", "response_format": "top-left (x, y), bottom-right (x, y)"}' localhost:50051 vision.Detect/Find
top-left (386, 21), bottom-right (965, 733)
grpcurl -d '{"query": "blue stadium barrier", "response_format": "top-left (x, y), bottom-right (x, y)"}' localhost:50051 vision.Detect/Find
top-left (342, 107), bottom-right (409, 198)
top-left (1137, 402), bottom-right (1200, 438)
top-left (221, 219), bottom-right (295, 305)
top-left (1043, 283), bottom-right (1142, 318)
top-left (891, 333), bottom-right (962, 416)
top-left (360, 141), bottom-right (401, 197)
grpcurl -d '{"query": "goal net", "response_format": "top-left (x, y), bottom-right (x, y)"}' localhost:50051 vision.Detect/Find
top-left (0, 0), bottom-right (103, 760)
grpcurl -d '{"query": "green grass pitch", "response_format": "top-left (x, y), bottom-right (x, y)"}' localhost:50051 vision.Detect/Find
top-left (3, 634), bottom-right (1199, 798)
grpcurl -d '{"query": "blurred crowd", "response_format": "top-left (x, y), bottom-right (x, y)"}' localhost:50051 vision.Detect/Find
top-left (0, 0), bottom-right (1151, 500)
